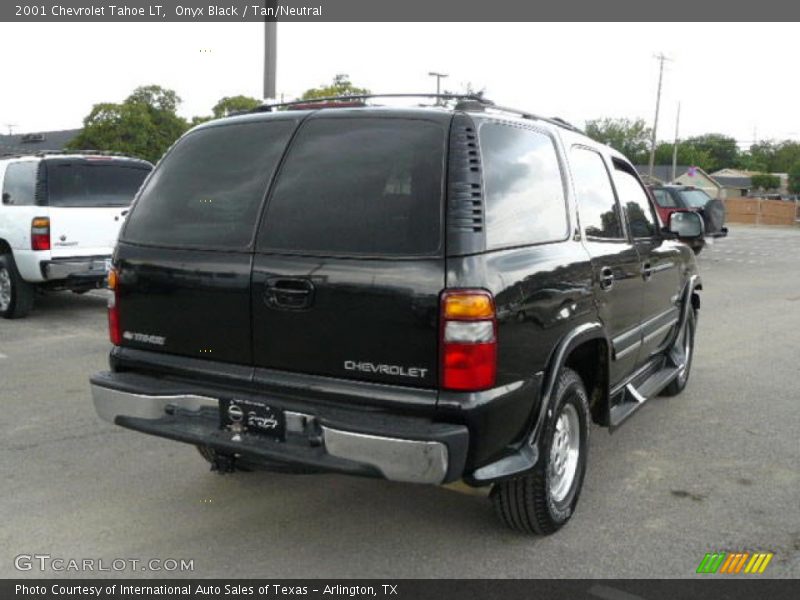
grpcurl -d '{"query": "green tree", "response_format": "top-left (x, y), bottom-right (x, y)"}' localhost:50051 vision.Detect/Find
top-left (300, 74), bottom-right (370, 100)
top-left (788, 162), bottom-right (800, 194)
top-left (212, 95), bottom-right (261, 118)
top-left (585, 118), bottom-right (652, 164)
top-left (738, 140), bottom-right (776, 172)
top-left (771, 141), bottom-right (800, 173)
top-left (67, 85), bottom-right (189, 163)
top-left (681, 133), bottom-right (739, 173)
top-left (653, 142), bottom-right (713, 170)
top-left (750, 173), bottom-right (781, 191)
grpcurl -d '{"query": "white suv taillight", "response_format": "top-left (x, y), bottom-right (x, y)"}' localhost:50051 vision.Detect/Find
top-left (31, 217), bottom-right (50, 251)
top-left (440, 290), bottom-right (497, 391)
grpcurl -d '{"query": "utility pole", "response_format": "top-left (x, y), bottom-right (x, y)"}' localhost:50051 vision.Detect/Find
top-left (5, 124), bottom-right (17, 136)
top-left (648, 53), bottom-right (671, 177)
top-left (428, 72), bottom-right (448, 104)
top-left (671, 102), bottom-right (681, 183)
top-left (263, 8), bottom-right (277, 100)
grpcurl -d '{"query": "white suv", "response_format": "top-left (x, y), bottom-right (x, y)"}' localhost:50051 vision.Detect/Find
top-left (0, 152), bottom-right (152, 318)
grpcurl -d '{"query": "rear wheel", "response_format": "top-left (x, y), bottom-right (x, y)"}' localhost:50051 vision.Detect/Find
top-left (661, 308), bottom-right (696, 396)
top-left (0, 254), bottom-right (35, 319)
top-left (491, 367), bottom-right (589, 535)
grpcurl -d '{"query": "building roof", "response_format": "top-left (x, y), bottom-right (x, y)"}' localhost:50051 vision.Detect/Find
top-left (635, 165), bottom-right (696, 183)
top-left (714, 175), bottom-right (751, 188)
top-left (0, 129), bottom-right (81, 156)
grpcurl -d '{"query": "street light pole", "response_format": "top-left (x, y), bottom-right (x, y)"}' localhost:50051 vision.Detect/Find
top-left (428, 72), bottom-right (448, 104)
top-left (648, 53), bottom-right (671, 177)
top-left (671, 102), bottom-right (681, 183)
top-left (263, 7), bottom-right (277, 100)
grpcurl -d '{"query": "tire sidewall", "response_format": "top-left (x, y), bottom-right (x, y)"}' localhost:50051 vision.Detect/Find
top-left (0, 254), bottom-right (17, 317)
top-left (542, 373), bottom-right (590, 524)
top-left (677, 309), bottom-right (696, 387)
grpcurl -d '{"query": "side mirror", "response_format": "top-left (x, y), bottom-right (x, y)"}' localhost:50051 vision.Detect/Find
top-left (1, 192), bottom-right (10, 205)
top-left (668, 211), bottom-right (704, 239)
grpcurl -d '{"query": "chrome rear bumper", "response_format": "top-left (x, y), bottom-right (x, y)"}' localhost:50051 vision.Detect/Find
top-left (42, 257), bottom-right (109, 281)
top-left (91, 382), bottom-right (452, 485)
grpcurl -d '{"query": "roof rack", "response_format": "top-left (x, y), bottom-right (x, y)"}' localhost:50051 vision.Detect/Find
top-left (252, 93), bottom-right (584, 134)
top-left (253, 93), bottom-right (486, 112)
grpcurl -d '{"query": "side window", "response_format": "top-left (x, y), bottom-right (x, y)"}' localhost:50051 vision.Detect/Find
top-left (613, 164), bottom-right (658, 238)
top-left (480, 123), bottom-right (568, 249)
top-left (652, 189), bottom-right (677, 208)
top-left (570, 148), bottom-right (624, 239)
top-left (2, 161), bottom-right (38, 206)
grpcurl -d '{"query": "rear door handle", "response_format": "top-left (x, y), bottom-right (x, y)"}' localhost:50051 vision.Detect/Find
top-left (599, 266), bottom-right (614, 291)
top-left (264, 278), bottom-right (315, 310)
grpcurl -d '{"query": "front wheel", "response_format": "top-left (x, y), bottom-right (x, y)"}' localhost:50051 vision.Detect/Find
top-left (491, 367), bottom-right (590, 535)
top-left (0, 253), bottom-right (35, 319)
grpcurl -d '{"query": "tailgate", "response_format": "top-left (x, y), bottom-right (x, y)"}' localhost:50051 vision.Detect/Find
top-left (43, 157), bottom-right (151, 258)
top-left (48, 206), bottom-right (126, 257)
top-left (251, 115), bottom-right (448, 388)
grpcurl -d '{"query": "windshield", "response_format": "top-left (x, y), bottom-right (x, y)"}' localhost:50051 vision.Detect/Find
top-left (46, 160), bottom-right (151, 207)
top-left (679, 189), bottom-right (712, 208)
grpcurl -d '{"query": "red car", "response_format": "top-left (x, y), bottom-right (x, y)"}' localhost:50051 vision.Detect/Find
top-left (649, 185), bottom-right (728, 254)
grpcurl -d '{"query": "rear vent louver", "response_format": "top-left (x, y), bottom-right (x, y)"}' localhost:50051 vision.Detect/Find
top-left (447, 114), bottom-right (484, 236)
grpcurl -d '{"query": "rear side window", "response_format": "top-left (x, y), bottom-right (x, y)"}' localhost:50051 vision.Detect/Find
top-left (2, 161), bottom-right (38, 206)
top-left (480, 123), bottom-right (568, 249)
top-left (123, 120), bottom-right (296, 249)
top-left (652, 189), bottom-right (677, 208)
top-left (612, 165), bottom-right (658, 238)
top-left (570, 148), bottom-right (624, 239)
top-left (257, 118), bottom-right (445, 256)
top-left (46, 161), bottom-right (151, 207)
top-left (679, 189), bottom-right (711, 208)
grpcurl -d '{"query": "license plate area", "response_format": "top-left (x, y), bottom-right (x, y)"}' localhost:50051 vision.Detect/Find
top-left (220, 398), bottom-right (285, 441)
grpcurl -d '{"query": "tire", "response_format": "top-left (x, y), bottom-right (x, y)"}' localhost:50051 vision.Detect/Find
top-left (491, 367), bottom-right (590, 535)
top-left (0, 253), bottom-right (35, 319)
top-left (661, 308), bottom-right (696, 397)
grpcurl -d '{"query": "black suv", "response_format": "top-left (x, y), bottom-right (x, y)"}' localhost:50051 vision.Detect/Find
top-left (91, 95), bottom-right (704, 534)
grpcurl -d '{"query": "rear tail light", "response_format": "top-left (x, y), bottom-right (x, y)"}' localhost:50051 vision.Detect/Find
top-left (107, 267), bottom-right (121, 345)
top-left (441, 290), bottom-right (497, 391)
top-left (31, 217), bottom-right (50, 251)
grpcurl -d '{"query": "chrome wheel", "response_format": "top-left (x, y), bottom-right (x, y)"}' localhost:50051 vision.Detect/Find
top-left (549, 403), bottom-right (581, 503)
top-left (0, 267), bottom-right (11, 312)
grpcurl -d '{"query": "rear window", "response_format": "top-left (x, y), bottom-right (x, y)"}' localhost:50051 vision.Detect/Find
top-left (678, 189), bottom-right (711, 208)
top-left (479, 123), bottom-right (568, 249)
top-left (46, 161), bottom-right (151, 207)
top-left (123, 120), bottom-right (297, 249)
top-left (257, 118), bottom-right (445, 256)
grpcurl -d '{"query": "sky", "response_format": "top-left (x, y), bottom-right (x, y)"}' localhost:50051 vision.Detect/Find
top-left (0, 22), bottom-right (797, 146)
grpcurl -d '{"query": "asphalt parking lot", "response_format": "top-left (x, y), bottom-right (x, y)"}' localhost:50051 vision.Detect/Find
top-left (1, 224), bottom-right (798, 579)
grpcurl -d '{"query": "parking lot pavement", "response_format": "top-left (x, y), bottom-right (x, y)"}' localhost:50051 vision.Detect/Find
top-left (1, 224), bottom-right (798, 579)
